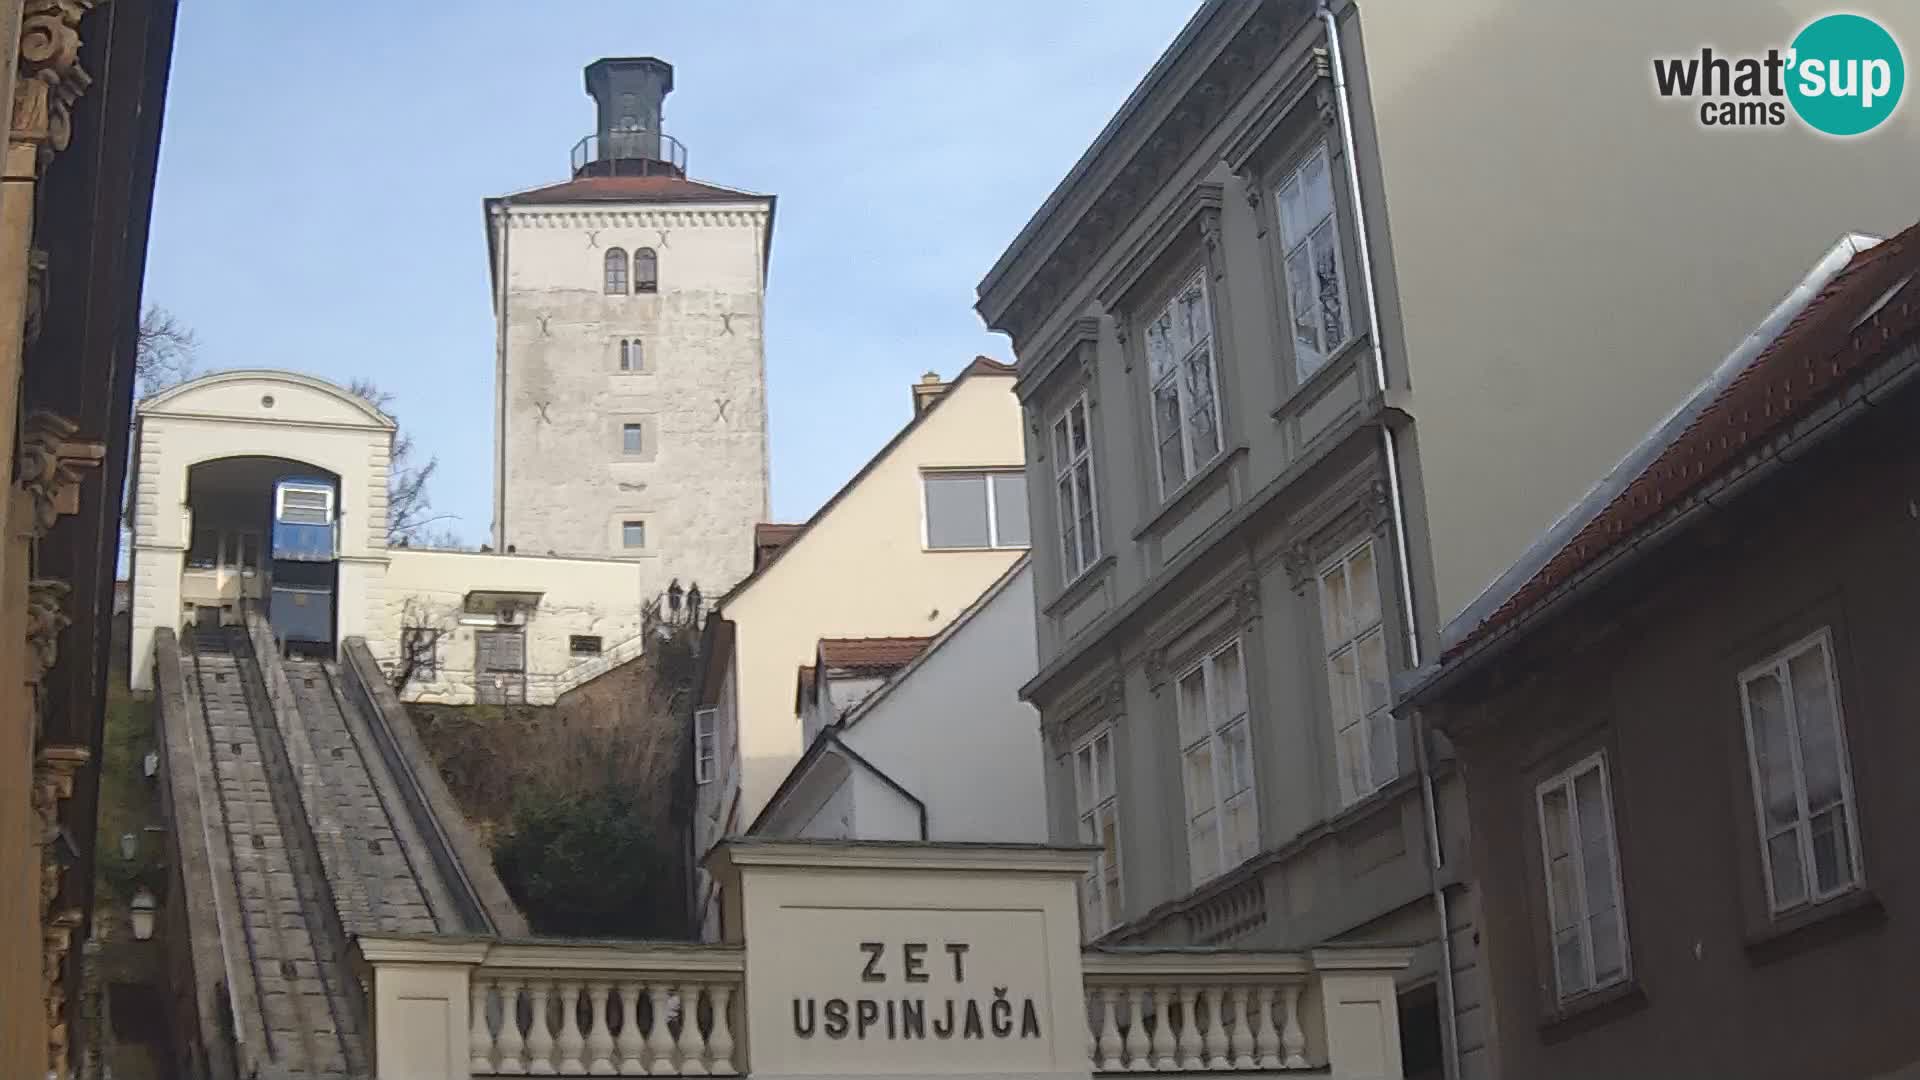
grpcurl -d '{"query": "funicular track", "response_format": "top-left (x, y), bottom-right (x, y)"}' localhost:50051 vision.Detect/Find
top-left (185, 625), bottom-right (363, 1078)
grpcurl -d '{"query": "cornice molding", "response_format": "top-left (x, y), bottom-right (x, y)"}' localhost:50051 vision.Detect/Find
top-left (982, 0), bottom-right (1301, 349)
top-left (1016, 315), bottom-right (1103, 407)
top-left (505, 207), bottom-right (769, 231)
top-left (1093, 181), bottom-right (1225, 314)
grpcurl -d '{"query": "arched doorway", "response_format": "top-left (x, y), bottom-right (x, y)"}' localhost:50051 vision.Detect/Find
top-left (183, 456), bottom-right (341, 655)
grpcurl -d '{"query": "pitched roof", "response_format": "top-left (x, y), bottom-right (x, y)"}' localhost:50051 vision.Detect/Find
top-left (714, 357), bottom-right (1018, 606)
top-left (817, 637), bottom-right (932, 673)
top-left (1440, 221), bottom-right (1920, 665)
top-left (753, 523), bottom-right (805, 570)
top-left (504, 173), bottom-right (767, 205)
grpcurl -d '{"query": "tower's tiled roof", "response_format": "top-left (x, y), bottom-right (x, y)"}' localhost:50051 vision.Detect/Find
top-left (504, 174), bottom-right (765, 205)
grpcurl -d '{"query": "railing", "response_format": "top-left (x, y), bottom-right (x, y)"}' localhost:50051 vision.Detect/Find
top-left (570, 130), bottom-right (689, 178)
top-left (465, 942), bottom-right (744, 1076)
top-left (357, 937), bottom-right (1410, 1079)
top-left (1082, 951), bottom-right (1311, 1073)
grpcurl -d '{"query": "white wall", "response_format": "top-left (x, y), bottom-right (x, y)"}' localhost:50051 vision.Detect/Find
top-left (378, 547), bottom-right (647, 706)
top-left (129, 371), bottom-right (394, 689)
top-left (838, 561), bottom-right (1047, 843)
top-left (703, 369), bottom-right (1027, 833)
top-left (494, 198), bottom-right (771, 609)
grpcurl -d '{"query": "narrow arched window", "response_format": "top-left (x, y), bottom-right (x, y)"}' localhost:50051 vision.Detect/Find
top-left (604, 248), bottom-right (629, 295)
top-left (619, 338), bottom-right (643, 372)
top-left (634, 247), bottom-right (658, 294)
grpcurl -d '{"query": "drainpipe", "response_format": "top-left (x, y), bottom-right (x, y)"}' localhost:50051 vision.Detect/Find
top-left (493, 201), bottom-right (511, 552)
top-left (1319, 4), bottom-right (1462, 1078)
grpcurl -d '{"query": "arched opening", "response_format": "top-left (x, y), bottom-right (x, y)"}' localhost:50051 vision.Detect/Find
top-left (183, 456), bottom-right (341, 657)
top-left (634, 247), bottom-right (658, 293)
top-left (604, 247), bottom-right (629, 294)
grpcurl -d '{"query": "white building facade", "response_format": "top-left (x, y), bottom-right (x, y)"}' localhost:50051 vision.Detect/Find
top-left (486, 56), bottom-right (771, 607)
top-left (752, 558), bottom-right (1049, 846)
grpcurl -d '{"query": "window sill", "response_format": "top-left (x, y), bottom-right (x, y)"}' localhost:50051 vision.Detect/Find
top-left (1045, 554), bottom-right (1116, 617)
top-left (1537, 980), bottom-right (1647, 1044)
top-left (922, 544), bottom-right (1030, 555)
top-left (1270, 332), bottom-right (1373, 423)
top-left (1744, 886), bottom-right (1884, 965)
top-left (1131, 445), bottom-right (1246, 543)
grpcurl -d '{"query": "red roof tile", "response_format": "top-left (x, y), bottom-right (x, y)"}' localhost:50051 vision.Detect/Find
top-left (507, 174), bottom-right (762, 205)
top-left (754, 523), bottom-right (805, 570)
top-left (817, 637), bottom-right (933, 672)
top-left (1446, 222), bottom-right (1920, 661)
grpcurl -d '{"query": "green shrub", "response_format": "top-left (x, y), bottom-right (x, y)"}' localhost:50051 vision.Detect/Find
top-left (493, 783), bottom-right (677, 939)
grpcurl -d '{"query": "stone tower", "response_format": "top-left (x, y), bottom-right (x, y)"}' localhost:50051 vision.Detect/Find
top-left (485, 56), bottom-right (772, 602)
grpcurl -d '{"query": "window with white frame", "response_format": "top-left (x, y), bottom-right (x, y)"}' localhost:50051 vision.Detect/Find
top-left (1144, 270), bottom-right (1223, 497)
top-left (1320, 539), bottom-right (1394, 805)
top-left (1072, 726), bottom-right (1122, 936)
top-left (1536, 753), bottom-right (1629, 1002)
top-left (277, 484), bottom-right (333, 526)
top-left (604, 247), bottom-right (629, 295)
top-left (1738, 629), bottom-right (1863, 915)
top-left (1175, 639), bottom-right (1257, 884)
top-left (622, 422), bottom-right (644, 455)
top-left (1275, 142), bottom-right (1352, 381)
top-left (1052, 394), bottom-right (1100, 582)
top-left (923, 470), bottom-right (1029, 549)
top-left (694, 707), bottom-right (718, 785)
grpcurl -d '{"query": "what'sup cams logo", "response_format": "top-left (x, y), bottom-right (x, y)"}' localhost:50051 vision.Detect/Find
top-left (1653, 13), bottom-right (1904, 135)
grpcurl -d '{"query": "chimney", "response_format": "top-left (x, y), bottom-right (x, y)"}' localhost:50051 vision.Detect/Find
top-left (580, 57), bottom-right (677, 174)
top-left (911, 371), bottom-right (949, 415)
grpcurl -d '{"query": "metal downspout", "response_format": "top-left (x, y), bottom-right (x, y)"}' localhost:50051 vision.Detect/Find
top-left (1319, 4), bottom-right (1462, 1077)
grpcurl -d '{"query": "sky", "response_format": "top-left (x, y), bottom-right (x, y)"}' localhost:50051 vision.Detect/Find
top-left (143, 2), bottom-right (1200, 544)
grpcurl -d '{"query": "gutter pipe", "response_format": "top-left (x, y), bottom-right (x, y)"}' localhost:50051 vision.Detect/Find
top-left (1319, 5), bottom-right (1460, 1077)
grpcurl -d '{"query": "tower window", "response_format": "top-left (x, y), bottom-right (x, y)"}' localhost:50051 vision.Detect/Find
top-left (634, 248), bottom-right (658, 294)
top-left (622, 423), bottom-right (644, 455)
top-left (604, 248), bottom-right (628, 295)
top-left (619, 338), bottom-right (643, 371)
top-left (622, 520), bottom-right (646, 549)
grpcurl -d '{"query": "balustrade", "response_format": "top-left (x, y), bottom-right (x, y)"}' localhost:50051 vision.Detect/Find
top-left (468, 973), bottom-right (739, 1076)
top-left (1081, 951), bottom-right (1313, 1073)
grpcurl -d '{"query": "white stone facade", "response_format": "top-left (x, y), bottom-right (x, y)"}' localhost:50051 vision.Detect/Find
top-left (490, 197), bottom-right (772, 605)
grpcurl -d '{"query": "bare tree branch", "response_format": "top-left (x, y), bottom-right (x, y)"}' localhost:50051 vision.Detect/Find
top-left (135, 306), bottom-right (197, 399)
top-left (349, 376), bottom-right (446, 546)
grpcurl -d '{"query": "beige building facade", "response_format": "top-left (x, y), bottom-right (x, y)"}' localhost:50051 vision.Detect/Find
top-left (694, 362), bottom-right (1029, 934)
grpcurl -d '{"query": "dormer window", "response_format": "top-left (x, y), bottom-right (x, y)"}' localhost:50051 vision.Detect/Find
top-left (634, 248), bottom-right (658, 293)
top-left (604, 248), bottom-right (629, 295)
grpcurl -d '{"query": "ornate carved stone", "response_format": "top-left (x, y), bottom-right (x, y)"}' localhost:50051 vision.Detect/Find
top-left (1315, 82), bottom-right (1339, 129)
top-left (36, 743), bottom-right (87, 1080)
top-left (1199, 206), bottom-right (1224, 281)
top-left (1142, 648), bottom-right (1168, 693)
top-left (1281, 542), bottom-right (1317, 594)
top-left (24, 246), bottom-right (47, 346)
top-left (26, 577), bottom-right (70, 685)
top-left (19, 410), bottom-right (105, 535)
top-left (1232, 575), bottom-right (1262, 627)
top-left (14, 0), bottom-right (102, 161)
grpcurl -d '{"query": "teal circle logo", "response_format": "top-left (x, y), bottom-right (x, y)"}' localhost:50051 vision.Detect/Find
top-left (1787, 14), bottom-right (1904, 136)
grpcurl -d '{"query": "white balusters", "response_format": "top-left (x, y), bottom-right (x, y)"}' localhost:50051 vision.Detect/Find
top-left (1081, 978), bottom-right (1313, 1074)
top-left (647, 985), bottom-right (676, 1074)
top-left (584, 982), bottom-right (615, 1075)
top-left (1124, 988), bottom-right (1151, 1071)
top-left (676, 984), bottom-right (710, 1075)
top-left (496, 980), bottom-right (528, 1075)
top-left (472, 979), bottom-right (496, 1074)
top-left (1279, 984), bottom-right (1308, 1068)
top-left (708, 984), bottom-right (737, 1075)
top-left (1150, 988), bottom-right (1176, 1070)
top-left (1096, 988), bottom-right (1123, 1071)
top-left (526, 980), bottom-right (556, 1074)
top-left (616, 983), bottom-right (646, 1075)
top-left (1253, 986), bottom-right (1280, 1069)
top-left (1204, 987), bottom-right (1229, 1069)
top-left (1229, 987), bottom-right (1254, 1069)
top-left (1177, 986), bottom-right (1204, 1070)
top-left (557, 981), bottom-right (586, 1074)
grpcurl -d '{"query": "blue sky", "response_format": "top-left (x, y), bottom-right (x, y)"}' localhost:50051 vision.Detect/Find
top-left (143, 2), bottom-right (1198, 542)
